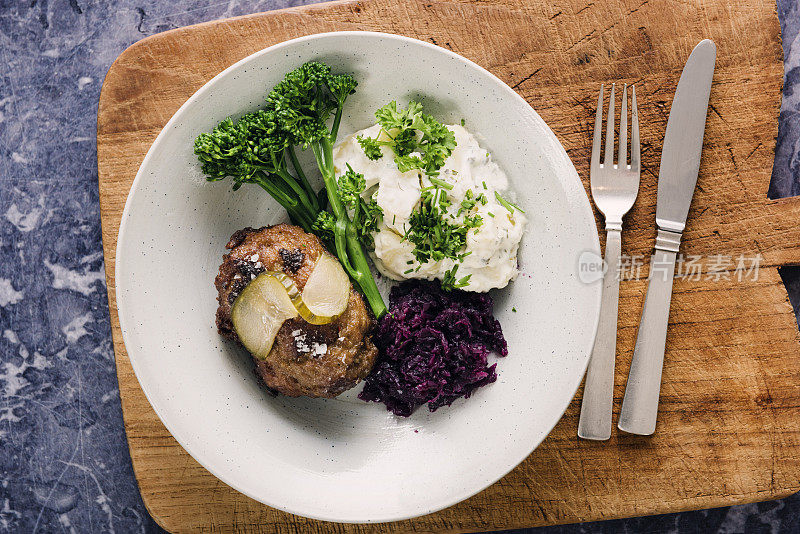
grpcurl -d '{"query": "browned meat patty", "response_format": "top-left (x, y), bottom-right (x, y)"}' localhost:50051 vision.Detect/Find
top-left (215, 224), bottom-right (378, 398)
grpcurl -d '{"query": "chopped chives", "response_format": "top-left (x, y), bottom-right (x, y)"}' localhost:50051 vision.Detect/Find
top-left (429, 177), bottom-right (453, 190)
top-left (495, 191), bottom-right (525, 214)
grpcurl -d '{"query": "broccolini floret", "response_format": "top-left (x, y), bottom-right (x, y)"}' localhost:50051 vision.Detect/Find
top-left (337, 165), bottom-right (383, 250)
top-left (193, 62), bottom-right (387, 318)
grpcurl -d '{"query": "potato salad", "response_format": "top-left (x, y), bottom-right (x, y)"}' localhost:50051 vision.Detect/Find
top-left (333, 118), bottom-right (526, 292)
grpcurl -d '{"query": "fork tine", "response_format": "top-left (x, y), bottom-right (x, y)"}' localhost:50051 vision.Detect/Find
top-left (603, 84), bottom-right (615, 165)
top-left (619, 84), bottom-right (628, 167)
top-left (631, 85), bottom-right (640, 172)
top-left (591, 85), bottom-right (604, 169)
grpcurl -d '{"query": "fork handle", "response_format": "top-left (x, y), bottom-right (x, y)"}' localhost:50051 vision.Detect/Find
top-left (578, 227), bottom-right (622, 440)
top-left (618, 247), bottom-right (677, 435)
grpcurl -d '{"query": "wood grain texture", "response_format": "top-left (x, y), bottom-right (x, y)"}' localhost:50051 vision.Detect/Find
top-left (96, 0), bottom-right (800, 531)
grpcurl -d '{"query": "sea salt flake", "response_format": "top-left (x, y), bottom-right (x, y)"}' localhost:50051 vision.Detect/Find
top-left (294, 333), bottom-right (310, 352)
top-left (250, 254), bottom-right (260, 262)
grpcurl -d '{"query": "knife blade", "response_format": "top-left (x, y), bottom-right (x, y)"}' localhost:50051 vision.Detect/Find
top-left (656, 40), bottom-right (717, 233)
top-left (618, 39), bottom-right (716, 436)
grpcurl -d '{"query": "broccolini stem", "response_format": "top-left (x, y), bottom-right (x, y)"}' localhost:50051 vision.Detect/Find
top-left (274, 168), bottom-right (317, 215)
top-left (314, 141), bottom-right (347, 218)
top-left (318, 138), bottom-right (387, 318)
top-left (331, 106), bottom-right (344, 142)
top-left (254, 175), bottom-right (314, 232)
top-left (287, 146), bottom-right (319, 211)
top-left (311, 142), bottom-right (355, 276)
top-left (253, 172), bottom-right (295, 207)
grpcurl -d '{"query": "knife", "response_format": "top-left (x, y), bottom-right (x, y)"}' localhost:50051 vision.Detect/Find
top-left (617, 39), bottom-right (716, 435)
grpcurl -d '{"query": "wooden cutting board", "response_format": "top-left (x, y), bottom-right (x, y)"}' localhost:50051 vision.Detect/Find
top-left (97, 0), bottom-right (800, 531)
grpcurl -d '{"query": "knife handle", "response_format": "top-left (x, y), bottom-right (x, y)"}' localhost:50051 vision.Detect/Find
top-left (578, 228), bottom-right (622, 440)
top-left (618, 244), bottom-right (677, 435)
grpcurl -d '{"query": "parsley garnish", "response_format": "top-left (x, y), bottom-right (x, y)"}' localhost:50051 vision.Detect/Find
top-left (374, 101), bottom-right (456, 176)
top-left (357, 135), bottom-right (383, 160)
top-left (395, 154), bottom-right (424, 173)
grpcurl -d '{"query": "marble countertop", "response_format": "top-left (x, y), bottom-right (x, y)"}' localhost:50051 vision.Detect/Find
top-left (1, 1), bottom-right (799, 532)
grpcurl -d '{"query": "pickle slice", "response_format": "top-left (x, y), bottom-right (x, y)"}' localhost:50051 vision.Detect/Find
top-left (230, 273), bottom-right (298, 360)
top-left (231, 254), bottom-right (351, 355)
top-left (301, 254), bottom-right (350, 322)
top-left (272, 255), bottom-right (350, 325)
top-left (267, 270), bottom-right (328, 325)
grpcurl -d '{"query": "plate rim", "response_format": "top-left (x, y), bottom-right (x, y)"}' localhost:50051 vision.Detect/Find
top-left (115, 30), bottom-right (602, 523)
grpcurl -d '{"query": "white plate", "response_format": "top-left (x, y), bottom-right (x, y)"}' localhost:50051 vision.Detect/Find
top-left (116, 31), bottom-right (601, 523)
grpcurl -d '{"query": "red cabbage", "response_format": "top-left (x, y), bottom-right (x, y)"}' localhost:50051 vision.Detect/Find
top-left (359, 281), bottom-right (508, 416)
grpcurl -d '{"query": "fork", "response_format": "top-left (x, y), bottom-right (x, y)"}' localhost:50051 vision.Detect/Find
top-left (578, 84), bottom-right (640, 441)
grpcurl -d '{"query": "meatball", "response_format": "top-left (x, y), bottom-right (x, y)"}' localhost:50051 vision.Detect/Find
top-left (215, 224), bottom-right (378, 398)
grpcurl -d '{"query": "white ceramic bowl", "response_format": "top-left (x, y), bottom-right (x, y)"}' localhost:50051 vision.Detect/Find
top-left (116, 31), bottom-right (601, 523)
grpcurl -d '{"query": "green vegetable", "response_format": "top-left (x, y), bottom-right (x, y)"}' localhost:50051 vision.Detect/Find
top-left (337, 163), bottom-right (366, 206)
top-left (357, 135), bottom-right (383, 160)
top-left (338, 165), bottom-right (383, 250)
top-left (404, 185), bottom-right (481, 268)
top-left (312, 211), bottom-right (336, 243)
top-left (428, 177), bottom-right (453, 190)
top-left (394, 154), bottom-right (424, 173)
top-left (372, 101), bottom-right (456, 176)
top-left (456, 189), bottom-right (488, 216)
top-left (441, 264), bottom-right (471, 291)
top-left (194, 114), bottom-right (319, 230)
top-left (194, 61), bottom-right (387, 318)
top-left (495, 191), bottom-right (526, 214)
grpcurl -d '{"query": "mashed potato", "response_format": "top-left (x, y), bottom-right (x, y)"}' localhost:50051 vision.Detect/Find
top-left (333, 123), bottom-right (526, 292)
